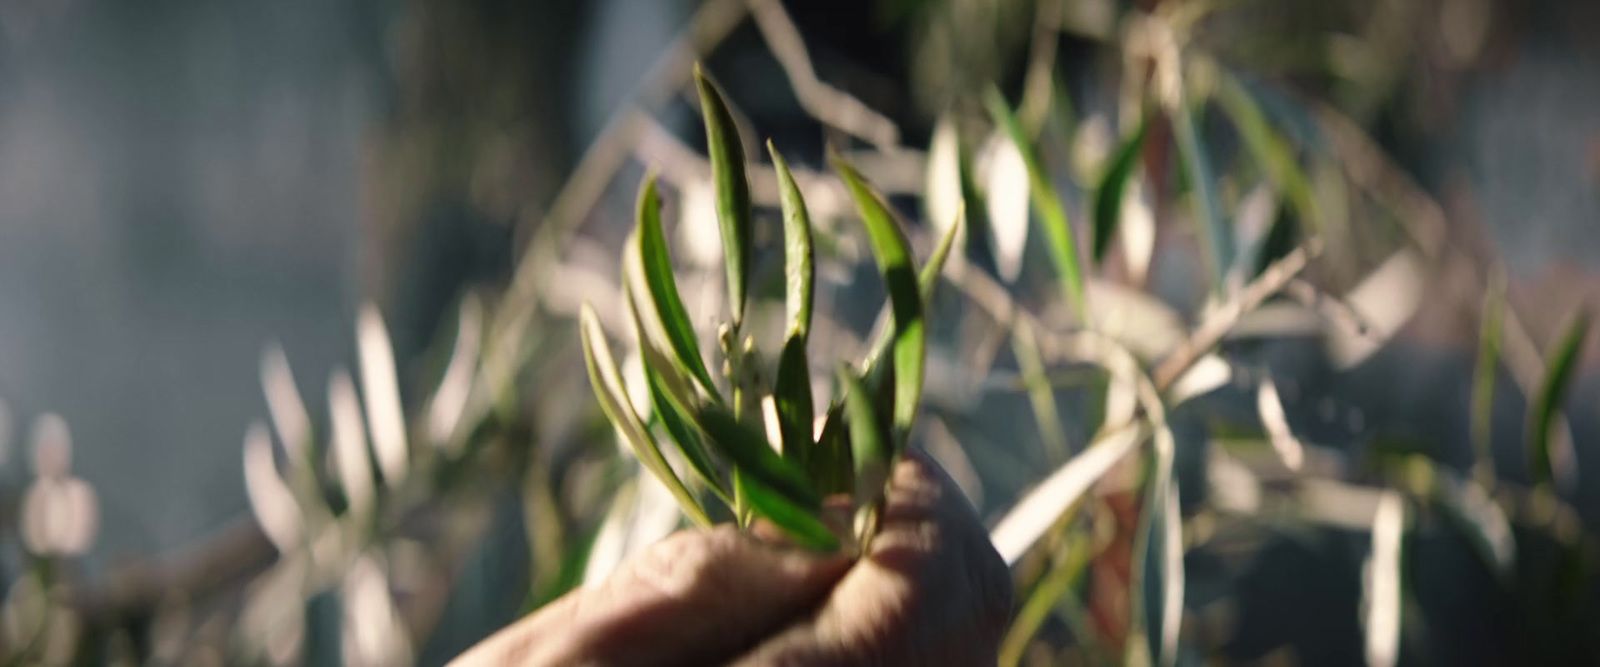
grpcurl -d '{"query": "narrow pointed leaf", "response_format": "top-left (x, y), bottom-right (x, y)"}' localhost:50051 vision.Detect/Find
top-left (1169, 89), bottom-right (1233, 291)
top-left (1472, 279), bottom-right (1504, 476)
top-left (630, 175), bottom-right (721, 396)
top-left (737, 472), bottom-right (839, 551)
top-left (1215, 73), bottom-right (1316, 233)
top-left (645, 362), bottom-right (729, 503)
top-left (773, 334), bottom-right (815, 469)
top-left (697, 403), bottom-right (821, 509)
top-left (769, 141), bottom-right (815, 340)
top-left (859, 209), bottom-right (964, 426)
top-left (984, 87), bottom-right (1087, 321)
top-left (1092, 118), bottom-right (1148, 263)
top-left (810, 402), bottom-right (852, 496)
top-left (1527, 309), bottom-right (1588, 487)
top-left (990, 423), bottom-right (1147, 565)
top-left (863, 207), bottom-right (964, 374)
top-left (830, 149), bottom-right (926, 444)
top-left (839, 368), bottom-right (889, 510)
top-left (579, 304), bottom-right (711, 526)
top-left (694, 65), bottom-right (753, 325)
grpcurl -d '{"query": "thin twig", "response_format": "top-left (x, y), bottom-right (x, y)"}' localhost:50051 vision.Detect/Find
top-left (1284, 277), bottom-right (1377, 338)
top-left (1150, 241), bottom-right (1321, 391)
top-left (746, 0), bottom-right (900, 151)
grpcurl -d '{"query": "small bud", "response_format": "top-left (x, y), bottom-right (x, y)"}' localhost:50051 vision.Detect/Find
top-left (742, 335), bottom-right (756, 355)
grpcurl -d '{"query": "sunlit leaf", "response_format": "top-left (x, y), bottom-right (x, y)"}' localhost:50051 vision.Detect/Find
top-left (579, 304), bottom-right (711, 526)
top-left (694, 65), bottom-right (754, 326)
top-left (645, 361), bottom-right (729, 504)
top-left (862, 207), bottom-right (964, 380)
top-left (736, 471), bottom-right (839, 551)
top-left (630, 174), bottom-right (721, 397)
top-left (990, 423), bottom-right (1147, 565)
top-left (838, 368), bottom-right (889, 512)
top-left (768, 141), bottom-right (815, 340)
top-left (1091, 116), bottom-right (1147, 264)
top-left (1363, 491), bottom-right (1405, 667)
top-left (829, 148), bottom-right (926, 444)
top-left (984, 133), bottom-right (1030, 283)
top-left (984, 87), bottom-right (1087, 321)
top-left (697, 402), bottom-right (821, 509)
top-left (773, 335), bottom-right (815, 469)
top-left (1527, 309), bottom-right (1588, 488)
top-left (357, 304), bottom-right (408, 489)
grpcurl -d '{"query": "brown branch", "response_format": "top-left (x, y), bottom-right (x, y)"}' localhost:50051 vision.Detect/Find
top-left (1151, 240), bottom-right (1321, 391)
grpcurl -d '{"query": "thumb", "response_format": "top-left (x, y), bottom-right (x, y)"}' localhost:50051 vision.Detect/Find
top-left (452, 525), bottom-right (851, 666)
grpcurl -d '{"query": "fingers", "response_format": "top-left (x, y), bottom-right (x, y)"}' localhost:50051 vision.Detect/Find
top-left (450, 525), bottom-right (851, 666)
top-left (734, 451), bottom-right (1013, 665)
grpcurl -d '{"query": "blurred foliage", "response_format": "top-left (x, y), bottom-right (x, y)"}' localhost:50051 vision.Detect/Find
top-left (2, 0), bottom-right (1598, 664)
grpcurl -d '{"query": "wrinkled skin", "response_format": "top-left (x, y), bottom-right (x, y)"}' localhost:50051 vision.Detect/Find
top-left (452, 452), bottom-right (1012, 666)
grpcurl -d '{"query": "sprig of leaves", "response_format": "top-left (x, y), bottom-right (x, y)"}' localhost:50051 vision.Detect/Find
top-left (578, 65), bottom-right (951, 551)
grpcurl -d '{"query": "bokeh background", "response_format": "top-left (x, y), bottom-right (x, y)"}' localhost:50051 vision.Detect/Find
top-left (1, 0), bottom-right (1598, 664)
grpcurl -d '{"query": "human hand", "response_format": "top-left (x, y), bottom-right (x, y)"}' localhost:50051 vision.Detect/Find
top-left (451, 451), bottom-right (1012, 665)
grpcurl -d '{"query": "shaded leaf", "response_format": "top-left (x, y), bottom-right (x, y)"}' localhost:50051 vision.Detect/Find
top-left (838, 367), bottom-right (889, 511)
top-left (773, 334), bottom-right (815, 469)
top-left (1091, 116), bottom-right (1147, 263)
top-left (630, 174), bottom-right (721, 397)
top-left (1527, 309), bottom-right (1588, 487)
top-left (984, 87), bottom-right (1088, 321)
top-left (736, 471), bottom-right (839, 551)
top-left (579, 304), bottom-right (711, 526)
top-left (809, 402), bottom-right (852, 497)
top-left (697, 402), bottom-right (821, 509)
top-left (1472, 277), bottom-right (1504, 476)
top-left (769, 141), bottom-right (815, 340)
top-left (829, 148), bottom-right (926, 444)
top-left (1168, 90), bottom-right (1233, 292)
top-left (694, 65), bottom-right (754, 325)
top-left (645, 361), bottom-right (729, 503)
top-left (1215, 72), bottom-right (1317, 235)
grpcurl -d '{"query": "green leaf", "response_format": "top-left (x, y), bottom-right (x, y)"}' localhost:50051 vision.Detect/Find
top-left (629, 174), bottom-right (720, 397)
top-left (809, 402), bottom-right (853, 497)
top-left (736, 472), bottom-right (839, 551)
top-left (1215, 72), bottom-right (1317, 235)
top-left (1527, 309), bottom-right (1588, 487)
top-left (578, 304), bottom-right (710, 526)
top-left (768, 141), bottom-right (814, 340)
top-left (984, 87), bottom-right (1087, 322)
top-left (1168, 87), bottom-right (1233, 292)
top-left (773, 334), bottom-right (815, 468)
top-left (839, 367), bottom-right (889, 510)
top-left (644, 361), bottom-right (729, 504)
top-left (1091, 117), bottom-right (1147, 264)
top-left (829, 148), bottom-right (926, 445)
top-left (1128, 432), bottom-right (1183, 667)
top-left (859, 208), bottom-right (964, 427)
top-left (1472, 277), bottom-right (1504, 478)
top-left (697, 403), bottom-right (821, 509)
top-left (694, 65), bottom-right (754, 326)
